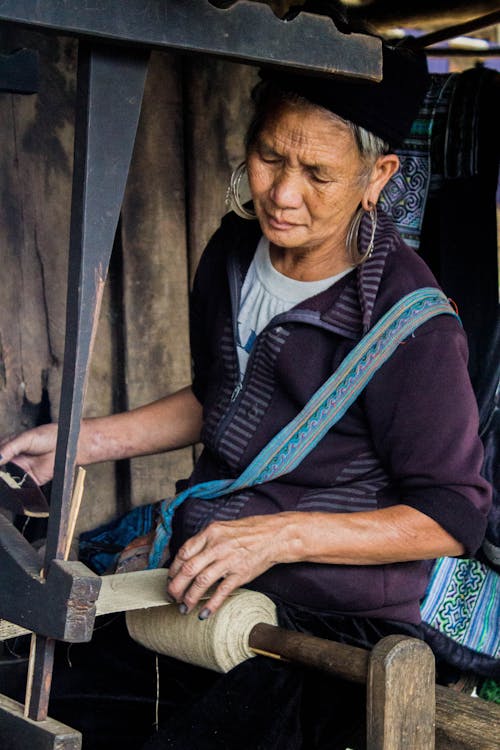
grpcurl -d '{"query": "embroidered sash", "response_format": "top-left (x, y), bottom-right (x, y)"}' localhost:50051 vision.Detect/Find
top-left (148, 287), bottom-right (458, 568)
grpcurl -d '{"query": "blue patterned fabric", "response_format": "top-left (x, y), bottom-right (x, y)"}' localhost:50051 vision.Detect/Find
top-left (148, 287), bottom-right (457, 568)
top-left (380, 75), bottom-right (454, 249)
top-left (79, 503), bottom-right (157, 574)
top-left (421, 557), bottom-right (500, 659)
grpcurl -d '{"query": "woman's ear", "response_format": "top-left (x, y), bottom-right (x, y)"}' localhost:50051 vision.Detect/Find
top-left (361, 153), bottom-right (400, 210)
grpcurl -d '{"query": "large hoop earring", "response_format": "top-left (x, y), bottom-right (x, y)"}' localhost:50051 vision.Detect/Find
top-left (225, 162), bottom-right (256, 220)
top-left (346, 204), bottom-right (377, 266)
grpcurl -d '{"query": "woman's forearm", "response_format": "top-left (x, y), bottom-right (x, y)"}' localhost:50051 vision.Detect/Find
top-left (78, 385), bottom-right (203, 465)
top-left (166, 503), bottom-right (463, 617)
top-left (282, 505), bottom-right (464, 566)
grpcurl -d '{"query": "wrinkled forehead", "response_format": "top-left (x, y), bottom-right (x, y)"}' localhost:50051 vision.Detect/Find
top-left (254, 99), bottom-right (360, 166)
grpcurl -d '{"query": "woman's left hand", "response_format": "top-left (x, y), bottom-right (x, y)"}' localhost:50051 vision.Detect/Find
top-left (166, 513), bottom-right (297, 618)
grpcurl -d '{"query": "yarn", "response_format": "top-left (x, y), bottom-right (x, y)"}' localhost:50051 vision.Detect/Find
top-left (126, 588), bottom-right (278, 673)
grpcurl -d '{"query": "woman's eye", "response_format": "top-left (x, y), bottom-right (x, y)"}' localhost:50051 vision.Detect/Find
top-left (260, 155), bottom-right (281, 164)
top-left (310, 172), bottom-right (331, 184)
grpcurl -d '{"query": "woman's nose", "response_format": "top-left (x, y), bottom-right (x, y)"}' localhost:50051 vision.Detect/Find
top-left (269, 169), bottom-right (303, 209)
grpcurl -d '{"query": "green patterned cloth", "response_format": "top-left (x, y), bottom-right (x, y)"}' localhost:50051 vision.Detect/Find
top-left (479, 679), bottom-right (500, 704)
top-left (420, 557), bottom-right (500, 659)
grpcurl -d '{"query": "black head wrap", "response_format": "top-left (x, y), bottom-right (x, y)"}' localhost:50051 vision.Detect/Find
top-left (259, 41), bottom-right (430, 149)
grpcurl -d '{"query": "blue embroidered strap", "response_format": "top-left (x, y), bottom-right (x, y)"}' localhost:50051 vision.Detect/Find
top-left (148, 287), bottom-right (458, 568)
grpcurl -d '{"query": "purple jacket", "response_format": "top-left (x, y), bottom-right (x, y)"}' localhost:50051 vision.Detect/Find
top-left (170, 210), bottom-right (491, 624)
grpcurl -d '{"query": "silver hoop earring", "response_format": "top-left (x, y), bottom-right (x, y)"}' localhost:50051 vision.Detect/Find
top-left (346, 204), bottom-right (377, 266)
top-left (225, 162), bottom-right (256, 220)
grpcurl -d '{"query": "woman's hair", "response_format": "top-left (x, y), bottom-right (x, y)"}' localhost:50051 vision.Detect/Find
top-left (245, 81), bottom-right (390, 176)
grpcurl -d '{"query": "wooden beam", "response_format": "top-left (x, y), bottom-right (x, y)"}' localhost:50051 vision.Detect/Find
top-left (24, 42), bottom-right (148, 721)
top-left (96, 569), bottom-right (171, 616)
top-left (0, 0), bottom-right (383, 80)
top-left (0, 515), bottom-right (100, 641)
top-left (0, 569), bottom-right (171, 640)
top-left (435, 684), bottom-right (500, 750)
top-left (408, 10), bottom-right (500, 49)
top-left (248, 621), bottom-right (369, 683)
top-left (0, 693), bottom-right (81, 750)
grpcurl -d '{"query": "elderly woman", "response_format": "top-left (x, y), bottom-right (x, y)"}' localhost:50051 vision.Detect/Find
top-left (0, 42), bottom-right (491, 750)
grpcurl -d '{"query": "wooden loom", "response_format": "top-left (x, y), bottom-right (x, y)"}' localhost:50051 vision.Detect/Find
top-left (0, 2), bottom-right (498, 748)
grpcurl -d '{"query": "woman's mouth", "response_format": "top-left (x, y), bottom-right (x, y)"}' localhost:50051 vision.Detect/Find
top-left (266, 213), bottom-right (297, 230)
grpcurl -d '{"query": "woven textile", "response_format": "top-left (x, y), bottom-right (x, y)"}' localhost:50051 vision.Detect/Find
top-left (420, 557), bottom-right (500, 658)
top-left (379, 75), bottom-right (453, 250)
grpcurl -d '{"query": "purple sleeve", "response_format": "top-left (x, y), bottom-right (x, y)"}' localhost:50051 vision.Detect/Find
top-left (364, 315), bottom-right (491, 554)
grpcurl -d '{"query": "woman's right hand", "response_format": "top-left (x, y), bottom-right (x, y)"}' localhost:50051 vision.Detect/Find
top-left (0, 386), bottom-right (202, 488)
top-left (0, 424), bottom-right (58, 486)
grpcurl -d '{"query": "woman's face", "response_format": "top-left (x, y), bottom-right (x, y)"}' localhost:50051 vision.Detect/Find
top-left (247, 102), bottom-right (381, 268)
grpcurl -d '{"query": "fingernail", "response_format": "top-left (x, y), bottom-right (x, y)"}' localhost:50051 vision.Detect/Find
top-left (178, 603), bottom-right (188, 615)
top-left (198, 608), bottom-right (211, 621)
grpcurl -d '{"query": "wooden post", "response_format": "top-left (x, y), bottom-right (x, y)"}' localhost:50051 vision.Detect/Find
top-left (24, 42), bottom-right (149, 722)
top-left (367, 635), bottom-right (435, 750)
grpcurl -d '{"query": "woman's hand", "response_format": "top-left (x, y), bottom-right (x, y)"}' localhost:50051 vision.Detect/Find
top-left (167, 513), bottom-right (299, 618)
top-left (0, 424), bottom-right (58, 485)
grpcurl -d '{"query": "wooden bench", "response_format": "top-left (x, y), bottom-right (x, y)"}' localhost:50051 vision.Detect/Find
top-left (250, 623), bottom-right (500, 750)
top-left (0, 569), bottom-right (498, 749)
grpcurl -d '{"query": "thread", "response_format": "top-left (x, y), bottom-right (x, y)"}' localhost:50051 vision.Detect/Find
top-left (126, 589), bottom-right (278, 673)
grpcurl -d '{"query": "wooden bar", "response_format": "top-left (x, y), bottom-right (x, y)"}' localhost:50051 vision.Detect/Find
top-left (411, 9), bottom-right (500, 49)
top-left (96, 569), bottom-right (171, 616)
top-left (0, 0), bottom-right (383, 80)
top-left (44, 43), bottom-right (149, 571)
top-left (367, 634), bottom-right (435, 750)
top-left (24, 42), bottom-right (148, 721)
top-left (249, 622), bottom-right (369, 683)
top-left (0, 515), bottom-right (100, 641)
top-left (0, 693), bottom-right (81, 750)
top-left (435, 684), bottom-right (500, 750)
top-left (25, 636), bottom-right (55, 721)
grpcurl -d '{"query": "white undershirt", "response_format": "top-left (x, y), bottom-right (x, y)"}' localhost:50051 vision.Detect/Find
top-left (237, 236), bottom-right (353, 375)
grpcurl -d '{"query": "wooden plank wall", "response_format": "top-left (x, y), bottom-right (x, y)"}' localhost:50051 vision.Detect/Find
top-left (0, 28), bottom-right (257, 534)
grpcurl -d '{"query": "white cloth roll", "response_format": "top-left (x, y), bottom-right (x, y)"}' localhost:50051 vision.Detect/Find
top-left (126, 588), bottom-right (278, 673)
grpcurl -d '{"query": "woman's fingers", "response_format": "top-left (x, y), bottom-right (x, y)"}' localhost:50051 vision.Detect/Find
top-left (178, 561), bottom-right (240, 615)
top-left (166, 517), bottom-right (283, 616)
top-left (0, 426), bottom-right (52, 461)
top-left (0, 434), bottom-right (27, 463)
top-left (196, 573), bottom-right (241, 619)
top-left (167, 531), bottom-right (210, 579)
top-left (0, 425), bottom-right (58, 484)
top-left (167, 531), bottom-right (234, 608)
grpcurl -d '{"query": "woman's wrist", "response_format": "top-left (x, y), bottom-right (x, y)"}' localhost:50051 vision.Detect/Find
top-left (77, 416), bottom-right (128, 465)
top-left (265, 512), bottom-right (311, 565)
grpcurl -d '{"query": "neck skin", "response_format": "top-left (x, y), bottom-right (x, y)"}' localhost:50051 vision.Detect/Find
top-left (268, 237), bottom-right (352, 281)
